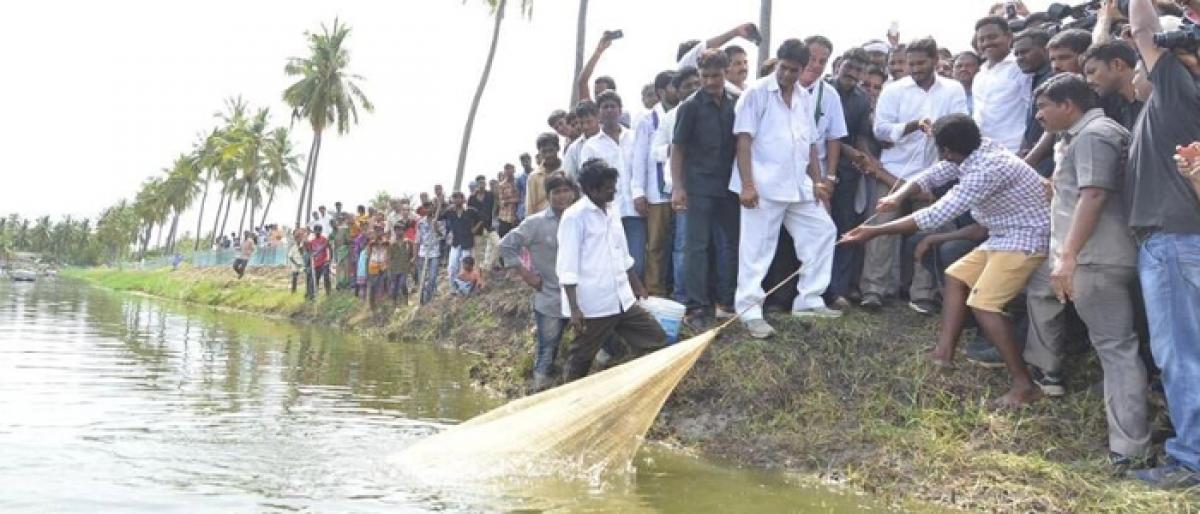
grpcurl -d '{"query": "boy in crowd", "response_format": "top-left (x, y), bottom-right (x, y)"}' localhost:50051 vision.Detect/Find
top-left (388, 222), bottom-right (414, 305)
top-left (841, 114), bottom-right (1050, 409)
top-left (453, 256), bottom-right (484, 296)
top-left (581, 90), bottom-right (645, 280)
top-left (557, 159), bottom-right (666, 382)
top-left (417, 201), bottom-right (446, 305)
top-left (501, 172), bottom-right (578, 392)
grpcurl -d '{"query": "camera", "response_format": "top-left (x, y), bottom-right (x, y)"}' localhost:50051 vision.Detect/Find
top-left (1154, 19), bottom-right (1200, 49)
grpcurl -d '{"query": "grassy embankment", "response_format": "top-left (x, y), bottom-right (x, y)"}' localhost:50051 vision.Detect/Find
top-left (67, 266), bottom-right (1197, 513)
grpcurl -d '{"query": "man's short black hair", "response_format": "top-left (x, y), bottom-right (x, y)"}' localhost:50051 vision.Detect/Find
top-left (544, 171), bottom-right (576, 195)
top-left (724, 45), bottom-right (746, 60)
top-left (865, 65), bottom-right (888, 81)
top-left (673, 66), bottom-right (699, 88)
top-left (975, 15), bottom-right (1012, 34)
top-left (595, 90), bottom-right (622, 108)
top-left (474, 174), bottom-right (486, 182)
top-left (677, 39), bottom-right (701, 62)
top-left (933, 114), bottom-right (982, 156)
top-left (698, 49), bottom-right (730, 70)
top-left (906, 38), bottom-right (941, 60)
top-left (535, 132), bottom-right (559, 150)
top-left (547, 109), bottom-right (567, 128)
top-left (1082, 40), bottom-right (1138, 69)
top-left (803, 35), bottom-right (834, 53)
top-left (1015, 27), bottom-right (1052, 48)
top-left (776, 38), bottom-right (811, 67)
top-left (595, 75), bottom-right (617, 91)
top-left (462, 255), bottom-right (475, 266)
top-left (451, 191), bottom-right (464, 199)
top-left (842, 47), bottom-right (870, 67)
top-left (938, 47), bottom-right (954, 60)
top-left (1047, 28), bottom-right (1092, 54)
top-left (1034, 73), bottom-right (1098, 111)
top-left (313, 224), bottom-right (323, 233)
top-left (654, 70), bottom-right (676, 92)
top-left (577, 158), bottom-right (619, 192)
top-left (573, 99), bottom-right (598, 118)
top-left (955, 50), bottom-right (982, 64)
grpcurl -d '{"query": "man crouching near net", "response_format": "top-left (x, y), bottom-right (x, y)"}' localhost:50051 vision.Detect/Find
top-left (557, 158), bottom-right (668, 383)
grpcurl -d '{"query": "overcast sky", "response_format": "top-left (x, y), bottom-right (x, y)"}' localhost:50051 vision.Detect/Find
top-left (2, 0), bottom-right (1034, 234)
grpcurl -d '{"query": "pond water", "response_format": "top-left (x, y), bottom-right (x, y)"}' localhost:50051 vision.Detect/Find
top-left (0, 278), bottom-right (883, 513)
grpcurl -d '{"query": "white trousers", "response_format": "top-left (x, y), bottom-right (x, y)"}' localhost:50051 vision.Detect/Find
top-left (735, 198), bottom-right (836, 320)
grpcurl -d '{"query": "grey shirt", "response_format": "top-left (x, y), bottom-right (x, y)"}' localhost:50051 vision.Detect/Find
top-left (1051, 109), bottom-right (1137, 268)
top-left (1126, 53), bottom-right (1200, 235)
top-left (500, 207), bottom-right (564, 318)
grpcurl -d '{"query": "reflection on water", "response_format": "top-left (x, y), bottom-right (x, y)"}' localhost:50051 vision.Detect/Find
top-left (0, 279), bottom-right (879, 513)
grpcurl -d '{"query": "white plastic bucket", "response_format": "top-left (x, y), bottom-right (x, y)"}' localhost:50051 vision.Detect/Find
top-left (639, 297), bottom-right (687, 344)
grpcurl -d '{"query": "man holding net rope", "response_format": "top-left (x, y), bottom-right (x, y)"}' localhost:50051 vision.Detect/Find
top-left (840, 114), bottom-right (1051, 410)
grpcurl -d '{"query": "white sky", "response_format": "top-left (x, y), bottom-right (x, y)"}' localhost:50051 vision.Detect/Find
top-left (2, 0), bottom-right (1049, 234)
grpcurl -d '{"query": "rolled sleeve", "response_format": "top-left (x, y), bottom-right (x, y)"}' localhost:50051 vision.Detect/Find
top-left (671, 101), bottom-right (696, 145)
top-left (873, 88), bottom-right (906, 143)
top-left (914, 171), bottom-right (992, 230)
top-left (912, 161), bottom-right (959, 193)
top-left (732, 89), bottom-right (761, 137)
top-left (499, 220), bottom-right (531, 269)
top-left (1073, 133), bottom-right (1121, 191)
top-left (555, 214), bottom-right (582, 285)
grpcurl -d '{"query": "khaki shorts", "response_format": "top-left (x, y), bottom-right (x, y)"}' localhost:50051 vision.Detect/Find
top-left (945, 249), bottom-right (1046, 313)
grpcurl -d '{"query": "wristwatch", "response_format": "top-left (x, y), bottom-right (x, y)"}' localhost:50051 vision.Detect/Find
top-left (824, 175), bottom-right (839, 184)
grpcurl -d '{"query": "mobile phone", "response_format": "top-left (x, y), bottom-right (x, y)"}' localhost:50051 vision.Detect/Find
top-left (603, 29), bottom-right (624, 41)
top-left (1004, 1), bottom-right (1018, 20)
top-left (745, 24), bottom-right (763, 45)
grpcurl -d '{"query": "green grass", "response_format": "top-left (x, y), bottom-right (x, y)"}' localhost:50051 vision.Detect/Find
top-left (67, 267), bottom-right (1200, 512)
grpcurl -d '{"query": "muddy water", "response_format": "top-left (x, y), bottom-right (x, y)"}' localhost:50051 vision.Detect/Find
top-left (0, 279), bottom-right (882, 513)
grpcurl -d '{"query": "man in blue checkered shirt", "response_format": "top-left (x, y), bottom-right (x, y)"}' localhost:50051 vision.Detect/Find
top-left (841, 113), bottom-right (1050, 410)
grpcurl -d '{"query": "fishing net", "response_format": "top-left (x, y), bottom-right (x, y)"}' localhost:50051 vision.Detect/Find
top-left (393, 329), bottom-right (719, 483)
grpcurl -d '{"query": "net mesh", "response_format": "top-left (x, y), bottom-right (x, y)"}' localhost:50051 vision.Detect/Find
top-left (393, 329), bottom-right (719, 482)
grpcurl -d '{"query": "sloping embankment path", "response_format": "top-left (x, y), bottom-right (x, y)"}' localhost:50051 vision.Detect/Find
top-left (65, 266), bottom-right (1197, 513)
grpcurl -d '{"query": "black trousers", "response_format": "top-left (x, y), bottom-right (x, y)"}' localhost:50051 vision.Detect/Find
top-left (564, 304), bottom-right (667, 382)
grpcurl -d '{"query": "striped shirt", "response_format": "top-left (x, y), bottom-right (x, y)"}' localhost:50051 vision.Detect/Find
top-left (912, 139), bottom-right (1050, 254)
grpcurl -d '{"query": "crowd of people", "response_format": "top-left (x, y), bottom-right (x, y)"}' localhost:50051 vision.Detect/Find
top-left (277, 0), bottom-right (1200, 489)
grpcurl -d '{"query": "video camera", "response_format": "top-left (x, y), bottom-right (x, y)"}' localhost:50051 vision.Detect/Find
top-left (1155, 19), bottom-right (1200, 49)
top-left (1010, 0), bottom-right (1130, 34)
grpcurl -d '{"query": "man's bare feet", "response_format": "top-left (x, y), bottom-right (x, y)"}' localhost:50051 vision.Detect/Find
top-left (925, 346), bottom-right (954, 369)
top-left (990, 385), bottom-right (1041, 410)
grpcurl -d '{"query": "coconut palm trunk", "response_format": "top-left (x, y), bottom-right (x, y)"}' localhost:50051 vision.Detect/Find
top-left (569, 0), bottom-right (588, 106)
top-left (166, 212), bottom-right (181, 252)
top-left (453, 0), bottom-right (507, 192)
top-left (304, 132), bottom-right (323, 223)
top-left (758, 0), bottom-right (772, 74)
top-left (261, 189), bottom-right (276, 227)
top-left (219, 191), bottom-right (234, 240)
top-left (294, 136), bottom-right (318, 228)
top-left (238, 195), bottom-right (250, 235)
top-left (211, 187), bottom-right (227, 245)
top-left (194, 171), bottom-right (212, 251)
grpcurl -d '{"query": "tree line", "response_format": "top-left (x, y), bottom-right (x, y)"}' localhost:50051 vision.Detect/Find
top-left (3, 18), bottom-right (372, 266)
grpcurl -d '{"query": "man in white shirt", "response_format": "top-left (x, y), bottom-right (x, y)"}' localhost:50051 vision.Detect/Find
top-left (632, 70), bottom-right (679, 297)
top-left (862, 38), bottom-right (969, 312)
top-left (676, 23), bottom-right (758, 94)
top-left (557, 159), bottom-right (666, 382)
top-left (563, 100), bottom-right (600, 179)
top-left (730, 39), bottom-right (840, 339)
top-left (972, 16), bottom-right (1032, 153)
top-left (580, 90), bottom-right (645, 280)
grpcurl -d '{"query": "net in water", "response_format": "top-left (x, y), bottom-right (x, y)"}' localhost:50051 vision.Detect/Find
top-left (393, 329), bottom-right (719, 483)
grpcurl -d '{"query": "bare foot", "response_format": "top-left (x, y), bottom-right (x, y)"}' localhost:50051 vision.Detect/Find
top-left (990, 385), bottom-right (1041, 410)
top-left (925, 347), bottom-right (954, 369)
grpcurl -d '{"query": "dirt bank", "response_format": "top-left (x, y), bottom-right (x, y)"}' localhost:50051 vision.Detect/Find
top-left (68, 266), bottom-right (1196, 513)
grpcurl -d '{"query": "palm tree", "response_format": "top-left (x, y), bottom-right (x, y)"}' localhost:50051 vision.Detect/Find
top-left (758, 0), bottom-right (772, 73)
top-left (453, 0), bottom-right (533, 192)
top-left (161, 153), bottom-right (201, 252)
top-left (283, 18), bottom-right (373, 229)
top-left (569, 0), bottom-right (589, 106)
top-left (192, 129), bottom-right (221, 250)
top-left (260, 127), bottom-right (303, 225)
